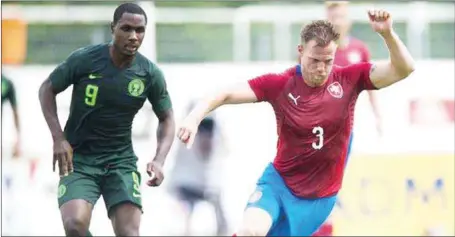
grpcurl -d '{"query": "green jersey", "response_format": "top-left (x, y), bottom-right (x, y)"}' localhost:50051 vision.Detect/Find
top-left (49, 43), bottom-right (172, 160)
top-left (2, 74), bottom-right (17, 109)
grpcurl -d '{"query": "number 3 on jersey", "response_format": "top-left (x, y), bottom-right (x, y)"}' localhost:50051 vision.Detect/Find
top-left (85, 84), bottom-right (99, 106)
top-left (312, 126), bottom-right (324, 150)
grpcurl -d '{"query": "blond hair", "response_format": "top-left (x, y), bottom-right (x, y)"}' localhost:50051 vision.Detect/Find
top-left (300, 20), bottom-right (340, 46)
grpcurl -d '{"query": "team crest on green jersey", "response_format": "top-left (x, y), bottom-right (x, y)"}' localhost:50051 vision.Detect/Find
top-left (128, 78), bottom-right (145, 97)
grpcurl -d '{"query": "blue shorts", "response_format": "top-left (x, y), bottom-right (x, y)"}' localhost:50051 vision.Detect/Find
top-left (246, 163), bottom-right (337, 236)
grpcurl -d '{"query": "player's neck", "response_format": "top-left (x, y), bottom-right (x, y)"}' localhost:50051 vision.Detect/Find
top-left (109, 45), bottom-right (135, 68)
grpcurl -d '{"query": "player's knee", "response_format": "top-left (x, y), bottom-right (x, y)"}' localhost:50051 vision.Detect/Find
top-left (237, 207), bottom-right (272, 236)
top-left (63, 217), bottom-right (89, 236)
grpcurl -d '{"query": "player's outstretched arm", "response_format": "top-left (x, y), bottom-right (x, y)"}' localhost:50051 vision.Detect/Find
top-left (367, 10), bottom-right (415, 89)
top-left (178, 81), bottom-right (258, 148)
top-left (189, 81), bottom-right (258, 122)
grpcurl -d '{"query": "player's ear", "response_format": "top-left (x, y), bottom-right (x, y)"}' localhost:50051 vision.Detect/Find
top-left (297, 44), bottom-right (304, 54)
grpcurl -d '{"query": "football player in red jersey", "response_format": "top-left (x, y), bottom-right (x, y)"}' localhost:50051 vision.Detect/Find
top-left (178, 10), bottom-right (414, 236)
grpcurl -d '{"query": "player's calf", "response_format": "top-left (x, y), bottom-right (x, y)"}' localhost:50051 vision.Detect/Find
top-left (236, 207), bottom-right (273, 236)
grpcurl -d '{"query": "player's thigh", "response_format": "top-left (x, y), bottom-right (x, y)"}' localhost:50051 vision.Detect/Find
top-left (237, 184), bottom-right (281, 236)
top-left (287, 195), bottom-right (337, 236)
top-left (58, 163), bottom-right (102, 229)
top-left (58, 164), bottom-right (102, 210)
top-left (102, 166), bottom-right (142, 218)
top-left (110, 202), bottom-right (141, 236)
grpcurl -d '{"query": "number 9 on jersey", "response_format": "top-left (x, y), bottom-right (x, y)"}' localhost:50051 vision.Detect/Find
top-left (85, 84), bottom-right (99, 106)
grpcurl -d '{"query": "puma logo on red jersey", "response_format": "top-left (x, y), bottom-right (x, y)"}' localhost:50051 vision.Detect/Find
top-left (288, 93), bottom-right (301, 105)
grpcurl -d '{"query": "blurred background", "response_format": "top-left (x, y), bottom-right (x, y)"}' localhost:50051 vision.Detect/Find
top-left (1, 0), bottom-right (454, 236)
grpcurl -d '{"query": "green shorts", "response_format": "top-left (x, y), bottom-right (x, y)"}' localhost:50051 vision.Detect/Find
top-left (57, 153), bottom-right (142, 217)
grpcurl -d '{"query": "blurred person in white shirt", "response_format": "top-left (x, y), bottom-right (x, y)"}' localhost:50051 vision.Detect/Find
top-left (167, 102), bottom-right (228, 236)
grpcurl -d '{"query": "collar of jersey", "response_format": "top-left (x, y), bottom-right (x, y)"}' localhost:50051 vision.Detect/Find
top-left (296, 64), bottom-right (302, 76)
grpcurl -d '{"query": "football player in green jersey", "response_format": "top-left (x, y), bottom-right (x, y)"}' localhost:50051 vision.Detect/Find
top-left (2, 74), bottom-right (21, 158)
top-left (38, 3), bottom-right (175, 236)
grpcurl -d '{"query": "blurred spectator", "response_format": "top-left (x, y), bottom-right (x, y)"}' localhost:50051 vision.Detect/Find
top-left (167, 102), bottom-right (228, 236)
top-left (2, 73), bottom-right (21, 158)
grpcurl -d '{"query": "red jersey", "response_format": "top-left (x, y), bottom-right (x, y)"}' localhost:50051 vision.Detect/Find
top-left (334, 37), bottom-right (370, 66)
top-left (248, 63), bottom-right (377, 198)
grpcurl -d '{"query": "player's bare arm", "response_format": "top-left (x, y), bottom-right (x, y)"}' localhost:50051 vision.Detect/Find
top-left (38, 78), bottom-right (73, 176)
top-left (177, 81), bottom-right (257, 148)
top-left (367, 10), bottom-right (415, 89)
top-left (147, 108), bottom-right (175, 187)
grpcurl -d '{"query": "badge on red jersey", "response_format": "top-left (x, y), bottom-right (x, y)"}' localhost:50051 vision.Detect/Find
top-left (327, 82), bottom-right (343, 98)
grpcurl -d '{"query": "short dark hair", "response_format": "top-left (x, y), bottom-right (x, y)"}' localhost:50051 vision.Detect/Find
top-left (300, 20), bottom-right (340, 46)
top-left (199, 118), bottom-right (215, 134)
top-left (113, 2), bottom-right (147, 25)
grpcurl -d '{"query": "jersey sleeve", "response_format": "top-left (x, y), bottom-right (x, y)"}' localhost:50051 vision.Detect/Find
top-left (147, 65), bottom-right (173, 117)
top-left (49, 49), bottom-right (85, 93)
top-left (343, 62), bottom-right (378, 92)
top-left (248, 73), bottom-right (287, 102)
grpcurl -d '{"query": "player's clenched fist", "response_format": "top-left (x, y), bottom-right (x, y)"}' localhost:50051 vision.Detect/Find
top-left (368, 9), bottom-right (392, 35)
top-left (146, 160), bottom-right (164, 187)
top-left (177, 118), bottom-right (199, 149)
top-left (53, 139), bottom-right (73, 177)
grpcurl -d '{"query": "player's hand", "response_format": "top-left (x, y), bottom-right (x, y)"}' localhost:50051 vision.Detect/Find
top-left (368, 9), bottom-right (393, 36)
top-left (177, 118), bottom-right (200, 149)
top-left (53, 139), bottom-right (73, 177)
top-left (146, 160), bottom-right (164, 187)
